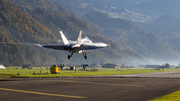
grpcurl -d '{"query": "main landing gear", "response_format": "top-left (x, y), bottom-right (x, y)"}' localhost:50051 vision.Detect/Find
top-left (67, 52), bottom-right (73, 60)
top-left (67, 51), bottom-right (87, 60)
top-left (83, 52), bottom-right (87, 60)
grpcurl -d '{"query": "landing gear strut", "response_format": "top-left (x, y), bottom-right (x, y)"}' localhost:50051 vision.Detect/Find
top-left (67, 51), bottom-right (87, 60)
top-left (67, 52), bottom-right (73, 60)
top-left (83, 52), bottom-right (87, 60)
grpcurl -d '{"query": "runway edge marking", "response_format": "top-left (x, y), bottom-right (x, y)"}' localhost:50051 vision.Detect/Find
top-left (0, 88), bottom-right (87, 98)
top-left (56, 80), bottom-right (143, 87)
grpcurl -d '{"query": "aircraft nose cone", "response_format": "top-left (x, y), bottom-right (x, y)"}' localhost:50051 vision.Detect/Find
top-left (100, 43), bottom-right (109, 47)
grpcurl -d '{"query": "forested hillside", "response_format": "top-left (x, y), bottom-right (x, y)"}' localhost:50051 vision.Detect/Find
top-left (49, 0), bottom-right (151, 22)
top-left (82, 12), bottom-right (180, 64)
top-left (33, 7), bottom-right (148, 64)
top-left (3, 0), bottom-right (180, 66)
top-left (7, 0), bottom-right (76, 17)
top-left (0, 0), bottom-right (143, 66)
top-left (0, 0), bottom-right (61, 65)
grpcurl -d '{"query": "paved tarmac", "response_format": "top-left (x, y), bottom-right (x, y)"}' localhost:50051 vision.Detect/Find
top-left (114, 71), bottom-right (180, 78)
top-left (1, 71), bottom-right (180, 101)
top-left (80, 71), bottom-right (180, 79)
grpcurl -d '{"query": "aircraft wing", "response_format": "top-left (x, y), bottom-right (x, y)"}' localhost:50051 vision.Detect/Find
top-left (0, 42), bottom-right (66, 50)
top-left (42, 43), bottom-right (109, 50)
top-left (42, 44), bottom-right (65, 50)
top-left (79, 43), bottom-right (108, 50)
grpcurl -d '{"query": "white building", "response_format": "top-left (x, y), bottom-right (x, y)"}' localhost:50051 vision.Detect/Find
top-left (0, 65), bottom-right (6, 69)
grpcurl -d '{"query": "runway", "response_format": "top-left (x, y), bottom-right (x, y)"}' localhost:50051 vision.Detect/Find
top-left (78, 71), bottom-right (180, 79)
top-left (1, 75), bottom-right (180, 101)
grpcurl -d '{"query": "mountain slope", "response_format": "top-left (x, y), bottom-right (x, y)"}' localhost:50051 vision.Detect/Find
top-left (49, 0), bottom-right (151, 22)
top-left (0, 0), bottom-right (143, 66)
top-left (31, 8), bottom-right (97, 40)
top-left (4, 0), bottom-right (180, 66)
top-left (82, 12), bottom-right (180, 64)
top-left (7, 0), bottom-right (77, 17)
top-left (82, 12), bottom-right (137, 30)
top-left (30, 8), bottom-right (144, 65)
top-left (0, 0), bottom-right (70, 65)
top-left (137, 0), bottom-right (180, 18)
top-left (138, 15), bottom-right (180, 33)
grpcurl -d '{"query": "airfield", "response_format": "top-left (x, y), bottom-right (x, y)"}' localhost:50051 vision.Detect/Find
top-left (1, 71), bottom-right (180, 101)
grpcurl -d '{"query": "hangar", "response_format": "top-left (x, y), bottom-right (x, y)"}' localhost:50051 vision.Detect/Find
top-left (102, 63), bottom-right (117, 68)
top-left (145, 65), bottom-right (160, 68)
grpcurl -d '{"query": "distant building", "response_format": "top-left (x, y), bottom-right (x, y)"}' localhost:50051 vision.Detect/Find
top-left (89, 63), bottom-right (102, 68)
top-left (22, 64), bottom-right (31, 69)
top-left (145, 65), bottom-right (160, 68)
top-left (139, 65), bottom-right (146, 68)
top-left (102, 63), bottom-right (117, 68)
top-left (0, 65), bottom-right (6, 69)
top-left (156, 66), bottom-right (166, 68)
top-left (125, 66), bottom-right (134, 68)
top-left (175, 67), bottom-right (180, 69)
top-left (157, 65), bottom-right (175, 69)
top-left (170, 65), bottom-right (176, 68)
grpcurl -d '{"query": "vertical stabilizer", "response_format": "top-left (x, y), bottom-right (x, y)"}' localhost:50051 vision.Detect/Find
top-left (77, 31), bottom-right (82, 44)
top-left (59, 31), bottom-right (69, 45)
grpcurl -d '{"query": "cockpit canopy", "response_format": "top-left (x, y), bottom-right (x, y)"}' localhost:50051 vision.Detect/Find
top-left (82, 36), bottom-right (88, 39)
top-left (81, 36), bottom-right (92, 43)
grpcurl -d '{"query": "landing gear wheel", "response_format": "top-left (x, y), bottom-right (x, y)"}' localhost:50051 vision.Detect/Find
top-left (85, 55), bottom-right (87, 59)
top-left (84, 53), bottom-right (87, 59)
top-left (67, 52), bottom-right (73, 60)
top-left (67, 55), bottom-right (71, 60)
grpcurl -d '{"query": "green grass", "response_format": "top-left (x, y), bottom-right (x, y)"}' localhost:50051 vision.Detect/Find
top-left (0, 76), bottom-right (11, 79)
top-left (0, 67), bottom-right (180, 77)
top-left (149, 90), bottom-right (180, 101)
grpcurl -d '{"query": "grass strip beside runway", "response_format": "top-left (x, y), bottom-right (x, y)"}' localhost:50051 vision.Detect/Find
top-left (149, 90), bottom-right (180, 101)
top-left (1, 67), bottom-right (180, 77)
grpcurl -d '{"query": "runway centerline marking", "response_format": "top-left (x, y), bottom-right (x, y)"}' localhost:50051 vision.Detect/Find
top-left (47, 80), bottom-right (143, 87)
top-left (0, 88), bottom-right (86, 98)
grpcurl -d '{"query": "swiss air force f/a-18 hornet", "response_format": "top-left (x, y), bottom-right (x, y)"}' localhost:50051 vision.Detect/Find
top-left (0, 31), bottom-right (109, 60)
top-left (42, 31), bottom-right (109, 60)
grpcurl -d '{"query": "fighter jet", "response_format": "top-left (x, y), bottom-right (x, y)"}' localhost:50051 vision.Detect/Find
top-left (0, 31), bottom-right (109, 60)
top-left (42, 31), bottom-right (109, 60)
